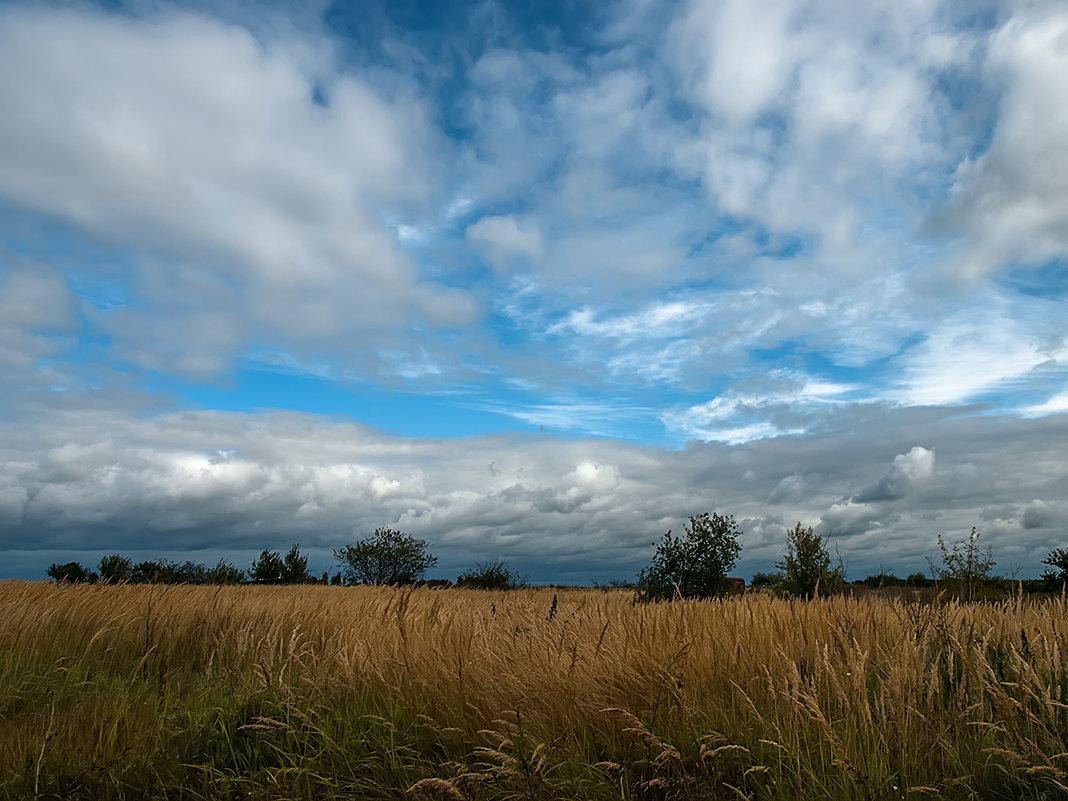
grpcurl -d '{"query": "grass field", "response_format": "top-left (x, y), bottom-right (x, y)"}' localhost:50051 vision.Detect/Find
top-left (2, 581), bottom-right (1068, 800)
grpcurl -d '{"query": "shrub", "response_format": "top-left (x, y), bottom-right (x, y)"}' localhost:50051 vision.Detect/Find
top-left (927, 527), bottom-right (995, 602)
top-left (776, 522), bottom-right (844, 599)
top-left (456, 560), bottom-right (523, 590)
top-left (862, 572), bottom-right (904, 588)
top-left (98, 554), bottom-right (133, 584)
top-left (249, 549), bottom-right (285, 584)
top-left (334, 528), bottom-right (438, 586)
top-left (751, 571), bottom-right (782, 589)
top-left (46, 561), bottom-right (97, 584)
top-left (1041, 547), bottom-right (1068, 591)
top-left (281, 544), bottom-right (311, 584)
top-left (636, 512), bottom-right (743, 601)
top-left (205, 559), bottom-right (245, 585)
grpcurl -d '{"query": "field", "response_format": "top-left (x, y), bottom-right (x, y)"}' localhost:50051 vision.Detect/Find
top-left (2, 582), bottom-right (1068, 800)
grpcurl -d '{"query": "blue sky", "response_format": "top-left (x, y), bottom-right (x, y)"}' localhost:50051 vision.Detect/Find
top-left (1, 0), bottom-right (1067, 583)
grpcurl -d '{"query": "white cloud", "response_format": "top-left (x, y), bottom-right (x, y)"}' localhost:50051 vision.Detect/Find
top-left (466, 214), bottom-right (544, 273)
top-left (893, 305), bottom-right (1066, 406)
top-left (0, 5), bottom-right (474, 378)
top-left (661, 370), bottom-right (858, 443)
top-left (1023, 389), bottom-right (1068, 418)
top-left (671, 0), bottom-right (962, 248)
top-left (854, 446), bottom-right (935, 503)
top-left (551, 300), bottom-right (714, 340)
top-left (941, 5), bottom-right (1068, 279)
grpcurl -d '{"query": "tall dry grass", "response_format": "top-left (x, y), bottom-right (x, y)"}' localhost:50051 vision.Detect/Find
top-left (2, 580), bottom-right (1067, 799)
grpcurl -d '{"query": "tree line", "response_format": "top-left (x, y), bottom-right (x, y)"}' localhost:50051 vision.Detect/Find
top-left (43, 519), bottom-right (1068, 599)
top-left (45, 528), bottom-right (525, 591)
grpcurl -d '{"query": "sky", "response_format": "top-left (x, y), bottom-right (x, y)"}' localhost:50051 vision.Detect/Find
top-left (1, 0), bottom-right (1067, 584)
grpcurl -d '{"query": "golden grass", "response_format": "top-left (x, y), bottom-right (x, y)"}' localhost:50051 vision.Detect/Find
top-left (2, 581), bottom-right (1068, 799)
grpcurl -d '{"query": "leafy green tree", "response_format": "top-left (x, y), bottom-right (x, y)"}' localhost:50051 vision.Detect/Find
top-left (751, 571), bottom-right (782, 589)
top-left (46, 561), bottom-right (96, 584)
top-left (906, 572), bottom-right (931, 587)
top-left (457, 560), bottom-right (523, 590)
top-left (1041, 547), bottom-right (1068, 591)
top-left (776, 522), bottom-right (844, 599)
top-left (130, 558), bottom-right (205, 584)
top-left (205, 559), bottom-right (245, 585)
top-left (98, 554), bottom-right (133, 584)
top-left (281, 544), bottom-right (311, 584)
top-left (636, 512), bottom-right (743, 601)
top-left (249, 549), bottom-right (285, 584)
top-left (927, 527), bottom-right (995, 602)
top-left (333, 528), bottom-right (437, 585)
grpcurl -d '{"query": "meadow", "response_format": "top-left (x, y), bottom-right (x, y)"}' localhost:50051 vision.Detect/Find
top-left (2, 581), bottom-right (1067, 800)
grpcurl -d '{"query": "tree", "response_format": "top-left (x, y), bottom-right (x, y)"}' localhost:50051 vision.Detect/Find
top-left (281, 544), bottom-right (311, 584)
top-left (457, 560), bottom-right (523, 590)
top-left (927, 527), bottom-right (994, 602)
top-left (46, 561), bottom-right (96, 584)
top-left (636, 512), bottom-right (743, 601)
top-left (98, 554), bottom-right (133, 584)
top-left (129, 558), bottom-right (205, 584)
top-left (334, 528), bottom-right (438, 585)
top-left (205, 559), bottom-right (245, 585)
top-left (751, 571), bottom-right (782, 589)
top-left (249, 549), bottom-right (285, 584)
top-left (776, 522), bottom-right (844, 599)
top-left (1041, 547), bottom-right (1068, 591)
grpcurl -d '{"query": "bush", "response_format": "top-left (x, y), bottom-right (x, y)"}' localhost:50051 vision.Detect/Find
top-left (1041, 547), bottom-right (1068, 591)
top-left (281, 544), bottom-right (311, 584)
top-left (248, 549), bottom-right (285, 584)
top-left (862, 572), bottom-right (904, 588)
top-left (130, 559), bottom-right (206, 584)
top-left (751, 572), bottom-right (782, 589)
top-left (456, 560), bottom-right (523, 590)
top-left (334, 528), bottom-right (438, 586)
top-left (205, 559), bottom-right (245, 585)
top-left (927, 527), bottom-right (995, 602)
top-left (46, 562), bottom-right (97, 584)
top-left (636, 512), bottom-right (743, 601)
top-left (776, 522), bottom-right (844, 599)
top-left (98, 554), bottom-right (133, 584)
top-left (906, 572), bottom-right (931, 587)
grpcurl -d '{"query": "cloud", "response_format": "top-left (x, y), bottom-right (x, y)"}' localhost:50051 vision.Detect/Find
top-left (466, 214), bottom-right (544, 273)
top-left (891, 301), bottom-right (1067, 407)
top-left (5, 399), bottom-right (1066, 581)
top-left (939, 5), bottom-right (1068, 280)
top-left (853, 446), bottom-right (935, 503)
top-left (0, 4), bottom-right (474, 380)
top-left (671, 0), bottom-right (965, 250)
top-left (661, 370), bottom-right (858, 443)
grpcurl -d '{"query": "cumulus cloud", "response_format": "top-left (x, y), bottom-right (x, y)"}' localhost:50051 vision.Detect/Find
top-left (0, 4), bottom-right (474, 380)
top-left (854, 446), bottom-right (935, 503)
top-left (940, 5), bottom-right (1068, 280)
top-left (4, 400), bottom-right (1067, 581)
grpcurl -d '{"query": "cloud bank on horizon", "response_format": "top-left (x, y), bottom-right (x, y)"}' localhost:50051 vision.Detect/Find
top-left (1, 0), bottom-right (1066, 581)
